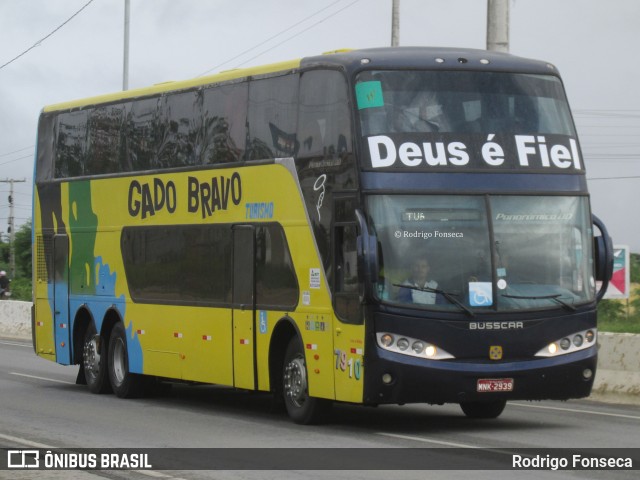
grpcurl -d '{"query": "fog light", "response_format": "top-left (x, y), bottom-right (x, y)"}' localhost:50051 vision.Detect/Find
top-left (397, 338), bottom-right (410, 351)
top-left (412, 341), bottom-right (426, 354)
top-left (425, 345), bottom-right (437, 357)
top-left (560, 338), bottom-right (571, 350)
top-left (573, 335), bottom-right (584, 347)
top-left (380, 333), bottom-right (394, 347)
top-left (382, 373), bottom-right (393, 384)
top-left (583, 368), bottom-right (593, 380)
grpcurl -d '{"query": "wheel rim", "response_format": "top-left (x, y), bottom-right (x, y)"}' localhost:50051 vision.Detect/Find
top-left (112, 338), bottom-right (127, 386)
top-left (283, 355), bottom-right (307, 408)
top-left (83, 335), bottom-right (100, 380)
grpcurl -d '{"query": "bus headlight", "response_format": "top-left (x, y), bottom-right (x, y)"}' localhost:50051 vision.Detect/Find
top-left (376, 332), bottom-right (454, 360)
top-left (535, 329), bottom-right (597, 357)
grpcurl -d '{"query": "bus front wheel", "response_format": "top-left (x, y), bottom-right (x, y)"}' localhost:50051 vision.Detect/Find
top-left (460, 400), bottom-right (507, 419)
top-left (108, 322), bottom-right (145, 398)
top-left (282, 338), bottom-right (331, 424)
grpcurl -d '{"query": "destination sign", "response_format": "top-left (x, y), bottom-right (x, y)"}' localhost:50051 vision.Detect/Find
top-left (363, 133), bottom-right (584, 173)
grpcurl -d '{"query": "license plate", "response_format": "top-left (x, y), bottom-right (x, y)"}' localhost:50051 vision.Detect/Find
top-left (477, 378), bottom-right (514, 392)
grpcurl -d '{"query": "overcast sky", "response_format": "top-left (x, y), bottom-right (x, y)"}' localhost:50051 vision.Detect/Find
top-left (0, 0), bottom-right (638, 252)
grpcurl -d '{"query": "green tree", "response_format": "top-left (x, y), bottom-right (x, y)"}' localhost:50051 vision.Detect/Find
top-left (597, 299), bottom-right (626, 323)
top-left (631, 253), bottom-right (640, 284)
top-left (14, 222), bottom-right (32, 279)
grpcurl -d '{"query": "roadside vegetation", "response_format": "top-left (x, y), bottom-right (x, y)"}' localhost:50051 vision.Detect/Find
top-left (597, 253), bottom-right (640, 333)
top-left (0, 222), bottom-right (31, 302)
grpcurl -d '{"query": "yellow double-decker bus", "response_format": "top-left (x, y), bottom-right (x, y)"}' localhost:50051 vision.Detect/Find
top-left (33, 47), bottom-right (612, 424)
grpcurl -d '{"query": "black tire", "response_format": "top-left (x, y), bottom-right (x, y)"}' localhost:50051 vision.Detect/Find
top-left (108, 322), bottom-right (145, 398)
top-left (282, 337), bottom-right (331, 424)
top-left (460, 400), bottom-right (507, 419)
top-left (82, 323), bottom-right (111, 394)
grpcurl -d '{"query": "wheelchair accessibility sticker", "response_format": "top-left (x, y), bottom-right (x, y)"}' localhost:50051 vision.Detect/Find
top-left (469, 282), bottom-right (493, 307)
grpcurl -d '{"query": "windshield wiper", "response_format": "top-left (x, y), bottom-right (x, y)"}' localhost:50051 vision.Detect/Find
top-left (501, 293), bottom-right (577, 312)
top-left (393, 284), bottom-right (475, 317)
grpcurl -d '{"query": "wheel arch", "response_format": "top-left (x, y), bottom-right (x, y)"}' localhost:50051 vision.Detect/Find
top-left (72, 306), bottom-right (94, 365)
top-left (268, 316), bottom-right (300, 394)
top-left (72, 305), bottom-right (124, 365)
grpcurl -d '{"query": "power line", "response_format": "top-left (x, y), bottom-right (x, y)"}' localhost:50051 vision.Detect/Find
top-left (198, 0), bottom-right (360, 75)
top-left (0, 154), bottom-right (33, 168)
top-left (198, 0), bottom-right (342, 76)
top-left (587, 176), bottom-right (640, 181)
top-left (236, 0), bottom-right (361, 68)
top-left (0, 0), bottom-right (97, 71)
top-left (0, 146), bottom-right (34, 158)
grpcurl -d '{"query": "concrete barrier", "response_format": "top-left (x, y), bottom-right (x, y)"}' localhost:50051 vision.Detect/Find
top-left (0, 300), bottom-right (32, 341)
top-left (590, 332), bottom-right (640, 405)
top-left (1, 301), bottom-right (638, 405)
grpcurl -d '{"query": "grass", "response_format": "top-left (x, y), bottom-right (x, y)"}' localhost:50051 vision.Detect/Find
top-left (598, 283), bottom-right (640, 334)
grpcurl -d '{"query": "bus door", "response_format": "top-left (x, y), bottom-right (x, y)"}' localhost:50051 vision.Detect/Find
top-left (53, 235), bottom-right (71, 365)
top-left (232, 225), bottom-right (257, 390)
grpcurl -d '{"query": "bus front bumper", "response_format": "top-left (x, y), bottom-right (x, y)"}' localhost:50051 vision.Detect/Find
top-left (363, 346), bottom-right (597, 405)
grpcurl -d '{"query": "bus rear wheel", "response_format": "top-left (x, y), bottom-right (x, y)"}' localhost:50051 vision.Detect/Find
top-left (282, 338), bottom-right (331, 424)
top-left (82, 323), bottom-right (111, 394)
top-left (460, 400), bottom-right (507, 419)
top-left (108, 322), bottom-right (145, 398)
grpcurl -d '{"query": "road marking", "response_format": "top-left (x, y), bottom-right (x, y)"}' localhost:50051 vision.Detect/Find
top-left (377, 432), bottom-right (477, 448)
top-left (9, 372), bottom-right (75, 385)
top-left (511, 402), bottom-right (640, 421)
top-left (0, 339), bottom-right (30, 348)
top-left (0, 432), bottom-right (53, 448)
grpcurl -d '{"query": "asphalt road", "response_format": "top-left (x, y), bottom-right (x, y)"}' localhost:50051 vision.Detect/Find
top-left (1, 338), bottom-right (639, 480)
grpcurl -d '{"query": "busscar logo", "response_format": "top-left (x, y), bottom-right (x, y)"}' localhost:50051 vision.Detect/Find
top-left (470, 321), bottom-right (524, 330)
top-left (7, 450), bottom-right (39, 469)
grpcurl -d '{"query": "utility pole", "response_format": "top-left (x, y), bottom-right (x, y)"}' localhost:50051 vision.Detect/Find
top-left (123, 0), bottom-right (130, 90)
top-left (391, 0), bottom-right (400, 47)
top-left (0, 178), bottom-right (26, 279)
top-left (486, 0), bottom-right (510, 52)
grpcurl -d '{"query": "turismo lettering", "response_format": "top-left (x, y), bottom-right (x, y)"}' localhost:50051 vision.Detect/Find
top-left (367, 134), bottom-right (582, 170)
top-left (245, 202), bottom-right (274, 219)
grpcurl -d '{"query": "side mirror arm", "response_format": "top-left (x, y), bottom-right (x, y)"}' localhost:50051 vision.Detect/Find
top-left (592, 214), bottom-right (613, 302)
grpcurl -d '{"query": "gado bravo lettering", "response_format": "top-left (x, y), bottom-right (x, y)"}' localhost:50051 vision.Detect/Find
top-left (128, 178), bottom-right (177, 219)
top-left (367, 134), bottom-right (583, 171)
top-left (188, 173), bottom-right (242, 219)
top-left (127, 173), bottom-right (242, 219)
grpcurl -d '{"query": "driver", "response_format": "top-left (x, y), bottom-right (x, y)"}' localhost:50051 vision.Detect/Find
top-left (396, 257), bottom-right (439, 304)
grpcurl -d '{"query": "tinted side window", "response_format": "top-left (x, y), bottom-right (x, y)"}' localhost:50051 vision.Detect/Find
top-left (255, 224), bottom-right (298, 309)
top-left (334, 223), bottom-right (361, 324)
top-left (87, 105), bottom-right (126, 175)
top-left (202, 82), bottom-right (248, 164)
top-left (298, 70), bottom-right (352, 161)
top-left (247, 74), bottom-right (299, 160)
top-left (124, 97), bottom-right (160, 172)
top-left (157, 91), bottom-right (202, 168)
top-left (55, 110), bottom-right (88, 178)
top-left (122, 224), bottom-right (233, 305)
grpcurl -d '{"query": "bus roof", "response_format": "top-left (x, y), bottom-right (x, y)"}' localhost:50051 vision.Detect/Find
top-left (301, 46), bottom-right (559, 75)
top-left (43, 57), bottom-right (302, 113)
top-left (42, 47), bottom-right (558, 113)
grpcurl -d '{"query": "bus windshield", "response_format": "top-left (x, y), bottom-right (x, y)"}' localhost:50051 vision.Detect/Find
top-left (355, 70), bottom-right (582, 173)
top-left (356, 70), bottom-right (575, 136)
top-left (368, 194), bottom-right (595, 312)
